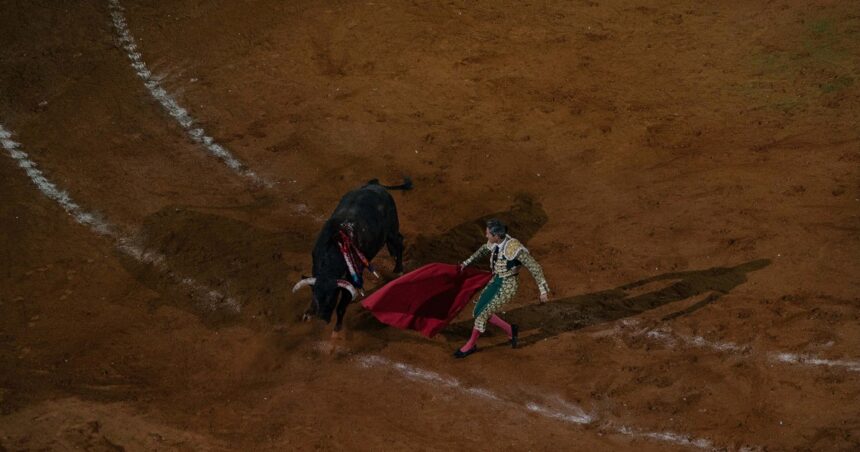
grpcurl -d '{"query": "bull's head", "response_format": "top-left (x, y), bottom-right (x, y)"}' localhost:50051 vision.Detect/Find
top-left (292, 276), bottom-right (357, 322)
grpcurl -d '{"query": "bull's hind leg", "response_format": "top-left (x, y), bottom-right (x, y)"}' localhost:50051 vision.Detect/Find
top-left (387, 231), bottom-right (405, 274)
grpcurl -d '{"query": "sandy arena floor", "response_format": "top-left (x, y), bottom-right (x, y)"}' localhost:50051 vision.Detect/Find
top-left (1, 1), bottom-right (858, 450)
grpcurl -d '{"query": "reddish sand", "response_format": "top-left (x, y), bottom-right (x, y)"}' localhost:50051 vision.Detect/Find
top-left (1, 0), bottom-right (858, 450)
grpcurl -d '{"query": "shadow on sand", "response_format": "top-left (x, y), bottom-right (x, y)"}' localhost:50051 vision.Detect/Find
top-left (445, 259), bottom-right (771, 347)
top-left (405, 192), bottom-right (548, 267)
top-left (117, 206), bottom-right (311, 327)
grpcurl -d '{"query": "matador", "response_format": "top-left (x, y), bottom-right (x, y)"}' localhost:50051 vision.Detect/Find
top-left (455, 219), bottom-right (550, 358)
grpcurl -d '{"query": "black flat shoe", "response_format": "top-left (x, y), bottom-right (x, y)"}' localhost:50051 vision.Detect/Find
top-left (453, 345), bottom-right (478, 359)
top-left (510, 324), bottom-right (519, 349)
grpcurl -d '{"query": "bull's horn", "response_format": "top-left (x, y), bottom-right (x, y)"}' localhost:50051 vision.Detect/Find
top-left (292, 277), bottom-right (316, 293)
top-left (336, 280), bottom-right (358, 299)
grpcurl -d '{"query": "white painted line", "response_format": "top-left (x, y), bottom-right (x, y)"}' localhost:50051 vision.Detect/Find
top-left (1, 127), bottom-right (112, 235)
top-left (771, 352), bottom-right (860, 373)
top-left (357, 354), bottom-right (717, 450)
top-left (524, 401), bottom-right (593, 425)
top-left (612, 424), bottom-right (713, 450)
top-left (622, 320), bottom-right (859, 373)
top-left (108, 0), bottom-right (269, 187)
top-left (1, 124), bottom-right (239, 313)
top-left (644, 328), bottom-right (749, 353)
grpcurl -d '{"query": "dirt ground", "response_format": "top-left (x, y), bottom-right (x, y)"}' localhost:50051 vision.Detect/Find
top-left (1, 0), bottom-right (858, 450)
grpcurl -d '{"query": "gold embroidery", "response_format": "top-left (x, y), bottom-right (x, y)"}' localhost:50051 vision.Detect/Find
top-left (502, 238), bottom-right (525, 260)
top-left (473, 277), bottom-right (519, 332)
top-left (462, 235), bottom-right (550, 331)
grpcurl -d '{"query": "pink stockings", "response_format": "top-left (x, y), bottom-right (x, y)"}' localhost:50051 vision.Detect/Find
top-left (489, 314), bottom-right (513, 337)
top-left (458, 314), bottom-right (513, 352)
top-left (459, 329), bottom-right (481, 353)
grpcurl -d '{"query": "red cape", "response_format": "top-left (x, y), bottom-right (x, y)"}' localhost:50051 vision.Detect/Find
top-left (361, 263), bottom-right (492, 337)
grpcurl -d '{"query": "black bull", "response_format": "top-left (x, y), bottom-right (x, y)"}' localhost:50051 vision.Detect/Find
top-left (293, 178), bottom-right (411, 331)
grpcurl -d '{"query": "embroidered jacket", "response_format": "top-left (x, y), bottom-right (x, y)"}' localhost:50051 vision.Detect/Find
top-left (462, 235), bottom-right (550, 295)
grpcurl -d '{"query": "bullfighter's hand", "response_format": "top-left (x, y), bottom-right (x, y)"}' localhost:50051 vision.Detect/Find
top-left (539, 292), bottom-right (550, 303)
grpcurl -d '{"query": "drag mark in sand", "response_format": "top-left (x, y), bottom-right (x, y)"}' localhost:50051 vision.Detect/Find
top-left (108, 0), bottom-right (268, 186)
top-left (1, 124), bottom-right (240, 313)
top-left (358, 354), bottom-right (716, 450)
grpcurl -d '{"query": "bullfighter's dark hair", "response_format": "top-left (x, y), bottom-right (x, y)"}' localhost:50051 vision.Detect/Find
top-left (486, 219), bottom-right (507, 238)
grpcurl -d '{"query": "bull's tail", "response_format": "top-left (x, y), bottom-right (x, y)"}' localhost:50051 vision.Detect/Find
top-left (367, 177), bottom-right (413, 191)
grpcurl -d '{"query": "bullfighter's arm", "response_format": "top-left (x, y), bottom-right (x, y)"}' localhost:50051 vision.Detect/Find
top-left (462, 244), bottom-right (490, 267)
top-left (520, 250), bottom-right (550, 295)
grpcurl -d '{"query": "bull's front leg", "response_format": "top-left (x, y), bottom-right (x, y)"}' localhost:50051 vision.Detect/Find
top-left (332, 293), bottom-right (350, 337)
top-left (302, 300), bottom-right (317, 322)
